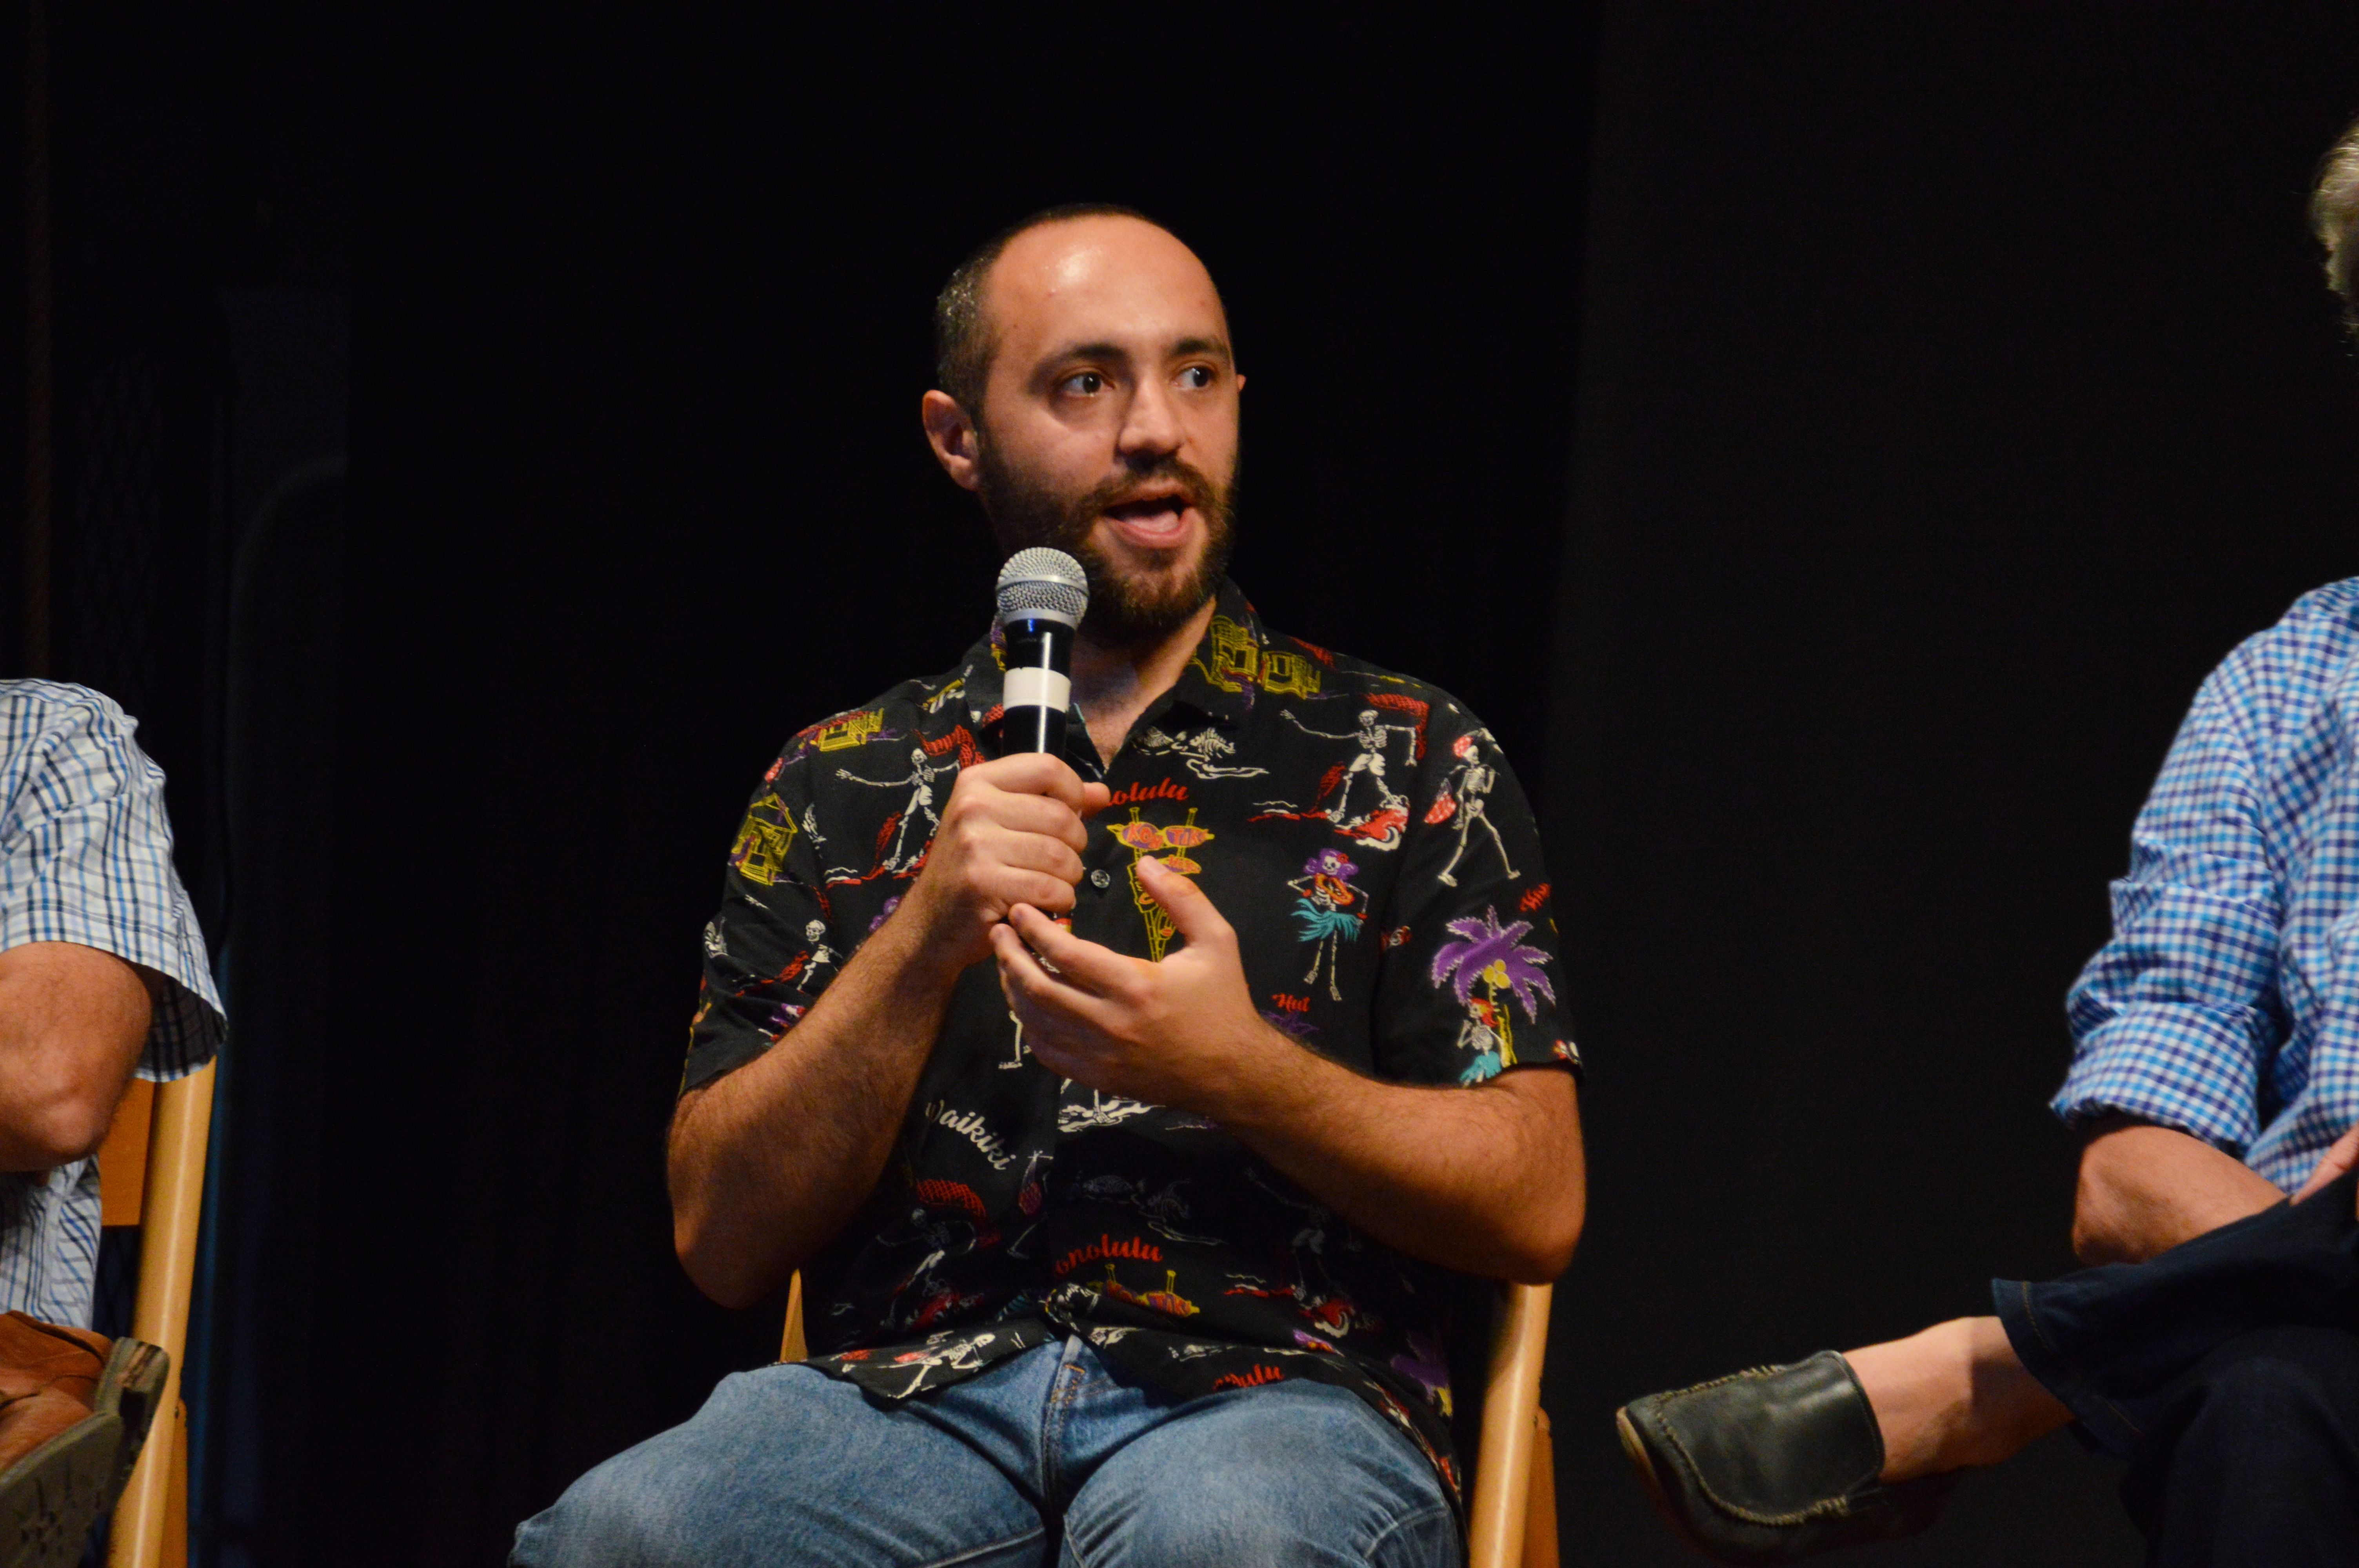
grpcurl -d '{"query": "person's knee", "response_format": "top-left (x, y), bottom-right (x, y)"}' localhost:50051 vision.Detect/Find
top-left (1084, 1501), bottom-right (1454, 1568)
top-left (1063, 1384), bottom-right (1456, 1568)
top-left (512, 1368), bottom-right (812, 1567)
top-left (2119, 1326), bottom-right (2359, 1552)
top-left (513, 1444), bottom-right (694, 1568)
top-left (1076, 1484), bottom-right (1453, 1568)
top-left (514, 1363), bottom-right (1049, 1568)
top-left (2179, 1326), bottom-right (2359, 1455)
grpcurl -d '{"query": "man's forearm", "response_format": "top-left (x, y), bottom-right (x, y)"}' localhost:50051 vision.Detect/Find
top-left (1209, 1041), bottom-right (1585, 1283)
top-left (2072, 1116), bottom-right (2284, 1264)
top-left (668, 913), bottom-right (961, 1307)
top-left (0, 943), bottom-right (149, 1171)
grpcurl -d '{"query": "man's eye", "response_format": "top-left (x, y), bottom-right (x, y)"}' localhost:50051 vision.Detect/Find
top-left (1061, 371), bottom-right (1105, 395)
top-left (1180, 365), bottom-right (1214, 389)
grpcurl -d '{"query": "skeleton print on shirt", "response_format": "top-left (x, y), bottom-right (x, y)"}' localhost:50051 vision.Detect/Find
top-left (682, 579), bottom-right (1578, 1512)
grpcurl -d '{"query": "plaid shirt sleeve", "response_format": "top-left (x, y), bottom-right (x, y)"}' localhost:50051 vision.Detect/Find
top-left (2055, 649), bottom-right (2284, 1153)
top-left (0, 683), bottom-right (224, 1078)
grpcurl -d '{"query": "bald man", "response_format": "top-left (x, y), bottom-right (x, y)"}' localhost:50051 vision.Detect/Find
top-left (512, 207), bottom-right (1586, 1567)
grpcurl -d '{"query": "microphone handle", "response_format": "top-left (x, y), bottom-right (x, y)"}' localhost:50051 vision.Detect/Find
top-left (1000, 617), bottom-right (1073, 755)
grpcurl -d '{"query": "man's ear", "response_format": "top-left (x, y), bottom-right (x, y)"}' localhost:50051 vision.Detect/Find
top-left (921, 390), bottom-right (983, 493)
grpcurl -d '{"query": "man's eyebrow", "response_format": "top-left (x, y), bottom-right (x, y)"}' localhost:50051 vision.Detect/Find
top-left (1039, 336), bottom-right (1234, 367)
top-left (1043, 340), bottom-right (1132, 365)
top-left (1171, 336), bottom-right (1233, 363)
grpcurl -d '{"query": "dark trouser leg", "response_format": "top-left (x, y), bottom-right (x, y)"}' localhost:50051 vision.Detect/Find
top-left (2117, 1325), bottom-right (2359, 1568)
top-left (1989, 1165), bottom-right (2359, 1568)
top-left (1992, 1165), bottom-right (2359, 1457)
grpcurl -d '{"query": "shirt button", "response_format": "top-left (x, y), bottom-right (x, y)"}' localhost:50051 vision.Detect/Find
top-left (1089, 869), bottom-right (1112, 890)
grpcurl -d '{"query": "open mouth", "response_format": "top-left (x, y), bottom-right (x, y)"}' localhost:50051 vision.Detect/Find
top-left (1101, 490), bottom-right (1195, 547)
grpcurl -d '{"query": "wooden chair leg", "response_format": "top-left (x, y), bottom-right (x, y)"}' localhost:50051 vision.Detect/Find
top-left (1467, 1283), bottom-right (1552, 1568)
top-left (106, 1062), bottom-right (214, 1568)
top-left (162, 1403), bottom-right (187, 1568)
top-left (1521, 1408), bottom-right (1558, 1568)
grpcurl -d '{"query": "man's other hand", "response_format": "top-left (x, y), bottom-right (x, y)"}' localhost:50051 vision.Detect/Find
top-left (2294, 1121), bottom-right (2359, 1212)
top-left (897, 753), bottom-right (1110, 974)
top-left (992, 855), bottom-right (1278, 1114)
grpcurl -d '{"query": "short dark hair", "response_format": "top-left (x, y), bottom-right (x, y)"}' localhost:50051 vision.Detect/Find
top-left (2313, 115), bottom-right (2359, 339)
top-left (932, 202), bottom-right (1169, 417)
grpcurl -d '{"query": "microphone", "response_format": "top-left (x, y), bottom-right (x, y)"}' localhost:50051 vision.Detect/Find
top-left (995, 548), bottom-right (1089, 755)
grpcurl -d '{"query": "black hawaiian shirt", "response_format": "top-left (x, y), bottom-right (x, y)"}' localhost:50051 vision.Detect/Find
top-left (683, 578), bottom-right (1578, 1506)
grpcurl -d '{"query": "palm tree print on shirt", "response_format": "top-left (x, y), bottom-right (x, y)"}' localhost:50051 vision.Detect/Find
top-left (1429, 908), bottom-right (1557, 1083)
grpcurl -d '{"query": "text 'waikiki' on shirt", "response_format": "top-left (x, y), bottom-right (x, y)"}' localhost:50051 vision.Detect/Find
top-left (685, 580), bottom-right (1578, 1506)
top-left (0, 682), bottom-right (223, 1327)
top-left (2061, 577), bottom-right (2359, 1190)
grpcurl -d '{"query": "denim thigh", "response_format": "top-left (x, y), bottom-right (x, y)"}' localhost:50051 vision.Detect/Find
top-left (510, 1357), bottom-right (1051, 1568)
top-left (1056, 1377), bottom-right (1459, 1568)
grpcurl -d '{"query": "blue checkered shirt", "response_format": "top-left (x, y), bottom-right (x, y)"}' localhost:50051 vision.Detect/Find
top-left (2059, 579), bottom-right (2359, 1190)
top-left (0, 682), bottom-right (223, 1326)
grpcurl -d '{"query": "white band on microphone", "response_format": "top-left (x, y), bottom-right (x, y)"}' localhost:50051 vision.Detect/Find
top-left (1003, 667), bottom-right (1071, 714)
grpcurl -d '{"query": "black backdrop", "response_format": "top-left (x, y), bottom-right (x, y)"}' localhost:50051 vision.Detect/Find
top-left (15, 4), bottom-right (2359, 1565)
top-left (1554, 6), bottom-right (2359, 1564)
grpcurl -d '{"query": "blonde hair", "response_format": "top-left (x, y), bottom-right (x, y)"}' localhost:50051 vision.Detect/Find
top-left (2311, 115), bottom-right (2359, 336)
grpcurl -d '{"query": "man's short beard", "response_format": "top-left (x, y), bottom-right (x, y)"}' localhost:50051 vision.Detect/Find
top-left (975, 439), bottom-right (1239, 651)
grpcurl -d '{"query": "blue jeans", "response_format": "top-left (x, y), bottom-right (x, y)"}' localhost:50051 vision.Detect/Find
top-left (511, 1336), bottom-right (1461, 1567)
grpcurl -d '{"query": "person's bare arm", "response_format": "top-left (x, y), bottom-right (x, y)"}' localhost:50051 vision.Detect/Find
top-left (2071, 1113), bottom-right (2285, 1264)
top-left (992, 858), bottom-right (1585, 1283)
top-left (1208, 1042), bottom-right (1583, 1282)
top-left (668, 754), bottom-right (1109, 1308)
top-left (0, 941), bottom-right (150, 1171)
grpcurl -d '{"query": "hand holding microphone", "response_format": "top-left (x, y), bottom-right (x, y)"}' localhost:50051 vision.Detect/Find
top-left (894, 550), bottom-right (1109, 973)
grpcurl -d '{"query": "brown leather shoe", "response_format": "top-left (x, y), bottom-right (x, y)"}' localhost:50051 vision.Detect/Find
top-left (0, 1313), bottom-right (169, 1568)
top-left (0, 1313), bottom-right (109, 1475)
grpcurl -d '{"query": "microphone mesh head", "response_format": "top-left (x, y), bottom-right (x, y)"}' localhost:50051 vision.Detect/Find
top-left (996, 547), bottom-right (1090, 628)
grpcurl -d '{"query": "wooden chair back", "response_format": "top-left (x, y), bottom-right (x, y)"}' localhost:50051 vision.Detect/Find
top-left (93, 1063), bottom-right (217, 1568)
top-left (776, 1272), bottom-right (1558, 1568)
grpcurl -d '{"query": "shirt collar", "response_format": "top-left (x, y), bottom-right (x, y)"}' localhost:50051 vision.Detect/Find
top-left (1159, 578), bottom-right (1266, 727)
top-left (957, 577), bottom-right (1268, 733)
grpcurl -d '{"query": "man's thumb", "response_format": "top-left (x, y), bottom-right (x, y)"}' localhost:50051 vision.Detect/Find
top-left (1139, 855), bottom-right (1225, 944)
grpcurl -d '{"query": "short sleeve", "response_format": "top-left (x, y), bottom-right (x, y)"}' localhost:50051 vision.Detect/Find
top-left (1370, 702), bottom-right (1577, 1088)
top-left (681, 756), bottom-right (840, 1094)
top-left (0, 687), bottom-right (222, 1079)
top-left (2056, 655), bottom-right (2283, 1153)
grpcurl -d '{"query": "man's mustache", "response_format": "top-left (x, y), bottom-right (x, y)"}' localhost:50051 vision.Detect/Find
top-left (1078, 460), bottom-right (1219, 518)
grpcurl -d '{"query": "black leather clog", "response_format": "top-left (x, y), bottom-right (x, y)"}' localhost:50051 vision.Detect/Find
top-left (1615, 1351), bottom-right (1960, 1564)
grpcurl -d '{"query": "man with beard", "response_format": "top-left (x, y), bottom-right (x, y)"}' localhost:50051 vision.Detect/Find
top-left (512, 207), bottom-right (1586, 1567)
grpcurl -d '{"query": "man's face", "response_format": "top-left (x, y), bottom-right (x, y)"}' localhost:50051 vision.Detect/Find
top-left (961, 217), bottom-right (1242, 648)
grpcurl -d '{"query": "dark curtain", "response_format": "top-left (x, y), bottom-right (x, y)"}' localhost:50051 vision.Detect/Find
top-left (1549, 5), bottom-right (2359, 1564)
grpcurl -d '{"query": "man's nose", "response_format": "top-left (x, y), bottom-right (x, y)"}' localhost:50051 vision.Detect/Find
top-left (1115, 377), bottom-right (1184, 463)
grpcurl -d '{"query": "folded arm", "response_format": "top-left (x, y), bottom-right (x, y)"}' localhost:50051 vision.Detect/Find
top-left (669, 753), bottom-right (1109, 1308)
top-left (1210, 1035), bottom-right (1583, 1283)
top-left (669, 911), bottom-right (964, 1308)
top-left (2071, 1114), bottom-right (2284, 1264)
top-left (0, 941), bottom-right (150, 1171)
top-left (2059, 649), bottom-right (2297, 1263)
